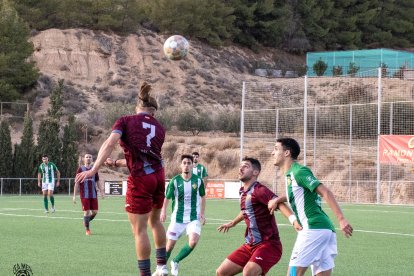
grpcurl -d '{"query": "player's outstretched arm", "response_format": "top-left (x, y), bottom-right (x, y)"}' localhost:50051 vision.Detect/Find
top-left (268, 195), bottom-right (287, 214)
top-left (217, 211), bottom-right (243, 233)
top-left (316, 183), bottom-right (353, 238)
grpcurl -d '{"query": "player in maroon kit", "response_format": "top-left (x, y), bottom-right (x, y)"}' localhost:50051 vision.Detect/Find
top-left (75, 82), bottom-right (168, 276)
top-left (73, 153), bottom-right (103, 235)
top-left (216, 157), bottom-right (301, 276)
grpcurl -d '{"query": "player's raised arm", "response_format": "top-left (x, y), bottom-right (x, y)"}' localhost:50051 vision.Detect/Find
top-left (217, 211), bottom-right (244, 233)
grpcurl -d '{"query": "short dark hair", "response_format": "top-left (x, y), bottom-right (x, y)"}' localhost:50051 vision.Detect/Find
top-left (181, 154), bottom-right (194, 163)
top-left (42, 154), bottom-right (48, 158)
top-left (276, 138), bottom-right (300, 159)
top-left (242, 157), bottom-right (261, 172)
top-left (192, 152), bottom-right (199, 156)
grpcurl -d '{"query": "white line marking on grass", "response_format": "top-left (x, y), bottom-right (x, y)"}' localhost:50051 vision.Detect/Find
top-left (342, 208), bottom-right (414, 215)
top-left (0, 207), bottom-right (126, 215)
top-left (0, 212), bottom-right (129, 222)
top-left (353, 229), bottom-right (414, 237)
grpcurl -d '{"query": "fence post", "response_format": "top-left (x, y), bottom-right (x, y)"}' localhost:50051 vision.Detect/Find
top-left (356, 180), bottom-right (359, 203)
top-left (1, 178), bottom-right (2, 196)
top-left (240, 81), bottom-right (246, 162)
top-left (68, 178), bottom-right (71, 196)
top-left (19, 178), bottom-right (22, 196)
top-left (376, 67), bottom-right (382, 204)
top-left (303, 75), bottom-right (308, 166)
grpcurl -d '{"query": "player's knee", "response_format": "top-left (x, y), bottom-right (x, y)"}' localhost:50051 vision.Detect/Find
top-left (188, 240), bottom-right (198, 248)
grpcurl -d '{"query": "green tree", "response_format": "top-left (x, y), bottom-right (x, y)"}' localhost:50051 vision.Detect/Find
top-left (0, 0), bottom-right (38, 101)
top-left (0, 120), bottom-right (13, 177)
top-left (60, 115), bottom-right (78, 178)
top-left (176, 108), bottom-right (212, 135)
top-left (13, 113), bottom-right (36, 177)
top-left (313, 59), bottom-right (328, 76)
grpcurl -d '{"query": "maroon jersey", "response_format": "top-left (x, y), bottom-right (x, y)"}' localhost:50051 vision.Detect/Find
top-left (112, 112), bottom-right (165, 177)
top-left (76, 166), bottom-right (99, 199)
top-left (239, 181), bottom-right (280, 245)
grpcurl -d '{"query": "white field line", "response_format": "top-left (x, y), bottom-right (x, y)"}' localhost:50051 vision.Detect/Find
top-left (0, 210), bottom-right (413, 237)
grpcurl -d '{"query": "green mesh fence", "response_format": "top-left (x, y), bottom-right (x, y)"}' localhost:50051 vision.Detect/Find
top-left (307, 48), bottom-right (414, 77)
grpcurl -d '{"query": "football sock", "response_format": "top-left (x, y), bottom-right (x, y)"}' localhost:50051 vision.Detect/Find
top-left (137, 259), bottom-right (151, 276)
top-left (156, 247), bottom-right (167, 266)
top-left (90, 213), bottom-right (96, 221)
top-left (166, 250), bottom-right (172, 261)
top-left (173, 243), bottom-right (193, 263)
top-left (83, 216), bottom-right (91, 230)
top-left (50, 196), bottom-right (55, 207)
top-left (43, 196), bottom-right (48, 210)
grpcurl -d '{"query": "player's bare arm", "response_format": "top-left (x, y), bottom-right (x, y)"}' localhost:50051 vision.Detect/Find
top-left (37, 173), bottom-right (41, 187)
top-left (73, 181), bottom-right (78, 204)
top-left (217, 211), bottom-right (244, 233)
top-left (316, 183), bottom-right (353, 238)
top-left (104, 157), bottom-right (126, 167)
top-left (160, 198), bottom-right (170, 223)
top-left (75, 132), bottom-right (120, 184)
top-left (200, 195), bottom-right (206, 225)
top-left (268, 195), bottom-right (287, 214)
top-left (277, 202), bottom-right (302, 231)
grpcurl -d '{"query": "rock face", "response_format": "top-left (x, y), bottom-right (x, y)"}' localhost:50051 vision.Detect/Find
top-left (29, 28), bottom-right (277, 111)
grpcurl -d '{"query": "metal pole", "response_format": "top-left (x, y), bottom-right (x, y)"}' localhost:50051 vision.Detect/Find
top-left (304, 75), bottom-right (308, 166)
top-left (19, 178), bottom-right (22, 196)
top-left (349, 104), bottom-right (353, 203)
top-left (388, 103), bottom-right (393, 203)
top-left (69, 178), bottom-right (71, 196)
top-left (313, 106), bottom-right (317, 168)
top-left (376, 67), bottom-right (382, 204)
top-left (240, 82), bottom-right (246, 162)
top-left (1, 178), bottom-right (2, 196)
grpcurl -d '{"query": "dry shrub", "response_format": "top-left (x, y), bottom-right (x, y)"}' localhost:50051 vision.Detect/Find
top-left (187, 136), bottom-right (208, 146)
top-left (162, 142), bottom-right (178, 161)
top-left (217, 150), bottom-right (239, 173)
top-left (203, 150), bottom-right (215, 163)
top-left (208, 138), bottom-right (239, 151)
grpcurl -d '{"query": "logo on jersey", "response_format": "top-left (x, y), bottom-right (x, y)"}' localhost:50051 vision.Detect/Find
top-left (306, 175), bottom-right (318, 186)
top-left (255, 257), bottom-right (263, 260)
top-left (192, 184), bottom-right (197, 190)
top-left (286, 175), bottom-right (292, 186)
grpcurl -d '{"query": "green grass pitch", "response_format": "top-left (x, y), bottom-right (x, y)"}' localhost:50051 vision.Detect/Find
top-left (1, 196), bottom-right (413, 275)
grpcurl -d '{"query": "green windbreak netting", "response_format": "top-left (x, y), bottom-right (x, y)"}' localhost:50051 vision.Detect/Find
top-left (307, 48), bottom-right (414, 76)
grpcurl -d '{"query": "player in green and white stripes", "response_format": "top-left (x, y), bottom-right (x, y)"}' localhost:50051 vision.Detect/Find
top-left (160, 154), bottom-right (206, 276)
top-left (37, 155), bottom-right (60, 213)
top-left (192, 152), bottom-right (208, 187)
top-left (269, 138), bottom-right (353, 276)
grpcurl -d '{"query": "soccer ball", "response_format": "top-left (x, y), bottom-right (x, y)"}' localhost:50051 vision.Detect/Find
top-left (163, 35), bottom-right (189, 60)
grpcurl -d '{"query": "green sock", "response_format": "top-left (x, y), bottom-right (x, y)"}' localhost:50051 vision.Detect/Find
top-left (50, 196), bottom-right (55, 207)
top-left (43, 197), bottom-right (48, 210)
top-left (173, 243), bottom-right (194, 263)
top-left (166, 250), bottom-right (172, 261)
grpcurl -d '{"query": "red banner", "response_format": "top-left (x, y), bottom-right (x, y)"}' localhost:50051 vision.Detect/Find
top-left (206, 181), bottom-right (225, 198)
top-left (379, 135), bottom-right (414, 163)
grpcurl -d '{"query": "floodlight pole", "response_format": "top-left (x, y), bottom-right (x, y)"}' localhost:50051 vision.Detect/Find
top-left (304, 75), bottom-right (308, 166)
top-left (240, 81), bottom-right (246, 162)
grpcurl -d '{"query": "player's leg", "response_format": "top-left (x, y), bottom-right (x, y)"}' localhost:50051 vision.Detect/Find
top-left (89, 198), bottom-right (99, 222)
top-left (81, 198), bottom-right (92, 234)
top-left (245, 239), bottom-right (282, 276)
top-left (42, 188), bottom-right (49, 212)
top-left (128, 211), bottom-right (152, 275)
top-left (172, 221), bottom-right (201, 263)
top-left (312, 231), bottom-right (337, 276)
top-left (48, 183), bottom-right (55, 212)
top-left (166, 222), bottom-right (187, 275)
top-left (216, 244), bottom-right (251, 276)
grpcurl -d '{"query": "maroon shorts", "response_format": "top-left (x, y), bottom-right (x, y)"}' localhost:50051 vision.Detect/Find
top-left (125, 169), bottom-right (165, 214)
top-left (227, 240), bottom-right (282, 275)
top-left (81, 198), bottom-right (98, 211)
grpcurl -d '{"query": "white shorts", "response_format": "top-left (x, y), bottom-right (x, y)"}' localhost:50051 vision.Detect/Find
top-left (41, 182), bottom-right (55, 191)
top-left (289, 229), bottom-right (337, 275)
top-left (167, 220), bottom-right (201, 241)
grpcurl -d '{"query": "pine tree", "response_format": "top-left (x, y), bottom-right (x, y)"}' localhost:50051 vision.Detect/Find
top-left (61, 115), bottom-right (78, 178)
top-left (0, 120), bottom-right (13, 177)
top-left (0, 0), bottom-right (38, 101)
top-left (13, 113), bottom-right (36, 177)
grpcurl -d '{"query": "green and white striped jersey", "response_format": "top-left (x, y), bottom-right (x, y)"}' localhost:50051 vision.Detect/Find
top-left (285, 162), bottom-right (335, 231)
top-left (38, 162), bottom-right (59, 183)
top-left (192, 164), bottom-right (208, 179)
top-left (166, 174), bottom-right (205, 223)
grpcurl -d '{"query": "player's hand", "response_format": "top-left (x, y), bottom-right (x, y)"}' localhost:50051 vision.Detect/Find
top-left (160, 211), bottom-right (166, 223)
top-left (268, 198), bottom-right (279, 215)
top-left (200, 214), bottom-right (206, 225)
top-left (37, 182), bottom-right (41, 188)
top-left (56, 181), bottom-right (60, 187)
top-left (293, 220), bottom-right (302, 231)
top-left (72, 196), bottom-right (76, 204)
top-left (104, 158), bottom-right (114, 167)
top-left (217, 222), bottom-right (234, 233)
top-left (75, 170), bottom-right (94, 185)
top-left (339, 218), bottom-right (353, 238)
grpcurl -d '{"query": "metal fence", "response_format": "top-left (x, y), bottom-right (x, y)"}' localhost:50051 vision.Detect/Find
top-left (240, 68), bottom-right (414, 205)
top-left (0, 178), bottom-right (74, 196)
